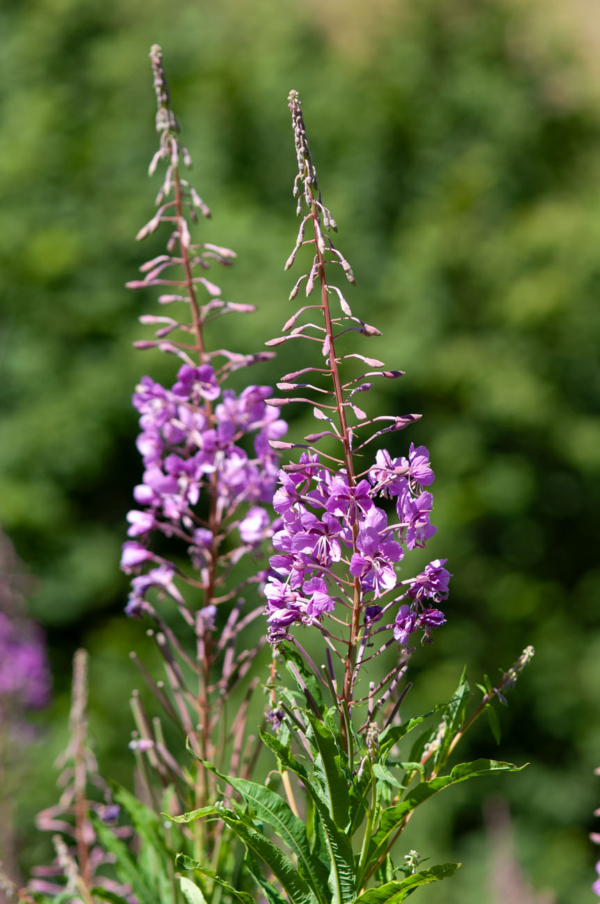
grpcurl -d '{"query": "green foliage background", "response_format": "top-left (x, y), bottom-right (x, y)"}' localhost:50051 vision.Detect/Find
top-left (1, 0), bottom-right (600, 900)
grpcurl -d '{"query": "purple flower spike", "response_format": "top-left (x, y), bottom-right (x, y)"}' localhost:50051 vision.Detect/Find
top-left (124, 53), bottom-right (289, 637)
top-left (259, 89), bottom-right (454, 716)
top-left (124, 362), bottom-right (287, 614)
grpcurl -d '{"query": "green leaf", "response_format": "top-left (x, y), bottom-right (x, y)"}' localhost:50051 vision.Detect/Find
top-left (387, 762), bottom-right (426, 780)
top-left (433, 670), bottom-right (470, 771)
top-left (280, 642), bottom-right (325, 714)
top-left (311, 803), bottom-right (329, 870)
top-left (204, 763), bottom-right (328, 904)
top-left (406, 727), bottom-right (437, 768)
top-left (179, 877), bottom-right (208, 904)
top-left (112, 784), bottom-right (175, 903)
top-left (165, 806), bottom-right (217, 824)
top-left (366, 760), bottom-right (526, 868)
top-left (354, 863), bottom-right (460, 904)
top-left (245, 851), bottom-right (290, 904)
top-left (175, 856), bottom-right (256, 904)
top-left (306, 714), bottom-right (351, 828)
top-left (485, 703), bottom-right (501, 744)
top-left (92, 817), bottom-right (155, 904)
top-left (323, 706), bottom-right (343, 747)
top-left (90, 889), bottom-right (132, 904)
top-left (171, 806), bottom-right (316, 904)
top-left (372, 764), bottom-right (405, 793)
top-left (378, 705), bottom-right (448, 758)
top-left (260, 729), bottom-right (356, 904)
top-left (211, 808), bottom-right (318, 904)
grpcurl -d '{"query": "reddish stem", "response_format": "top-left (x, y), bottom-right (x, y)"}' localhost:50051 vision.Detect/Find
top-left (172, 151), bottom-right (221, 836)
top-left (309, 199), bottom-right (362, 739)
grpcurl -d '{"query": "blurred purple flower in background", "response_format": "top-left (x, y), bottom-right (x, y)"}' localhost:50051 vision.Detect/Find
top-left (0, 531), bottom-right (51, 723)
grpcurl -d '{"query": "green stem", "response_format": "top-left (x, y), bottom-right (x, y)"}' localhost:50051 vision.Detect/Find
top-left (356, 765), bottom-right (376, 891)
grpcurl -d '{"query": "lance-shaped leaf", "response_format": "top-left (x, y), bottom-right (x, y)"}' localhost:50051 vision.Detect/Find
top-left (245, 851), bottom-right (292, 904)
top-left (485, 703), bottom-right (502, 744)
top-left (204, 763), bottom-right (329, 904)
top-left (280, 642), bottom-right (325, 714)
top-left (378, 704), bottom-right (448, 759)
top-left (179, 877), bottom-right (208, 904)
top-left (212, 807), bottom-right (318, 904)
top-left (167, 805), bottom-right (216, 823)
top-left (366, 760), bottom-right (526, 868)
top-left (175, 856), bottom-right (256, 904)
top-left (306, 714), bottom-right (351, 829)
top-left (432, 669), bottom-right (470, 771)
top-left (353, 863), bottom-right (460, 904)
top-left (260, 729), bottom-right (356, 904)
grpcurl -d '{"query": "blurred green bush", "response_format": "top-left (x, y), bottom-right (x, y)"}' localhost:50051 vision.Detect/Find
top-left (1, 0), bottom-right (600, 900)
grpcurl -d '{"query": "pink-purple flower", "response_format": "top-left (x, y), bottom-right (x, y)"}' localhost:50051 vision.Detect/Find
top-left (405, 443), bottom-right (435, 486)
top-left (326, 477), bottom-right (373, 523)
top-left (393, 605), bottom-right (418, 646)
top-left (121, 362), bottom-right (287, 618)
top-left (350, 507), bottom-right (404, 598)
top-left (407, 559), bottom-right (452, 601)
top-left (264, 440), bottom-right (449, 650)
top-left (172, 364), bottom-right (220, 401)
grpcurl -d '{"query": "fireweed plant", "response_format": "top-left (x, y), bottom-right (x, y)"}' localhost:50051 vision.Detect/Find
top-left (172, 92), bottom-right (535, 904)
top-left (13, 47), bottom-right (287, 904)
top-left (119, 43), bottom-right (290, 846)
top-left (13, 54), bottom-right (536, 904)
top-left (29, 650), bottom-right (132, 904)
